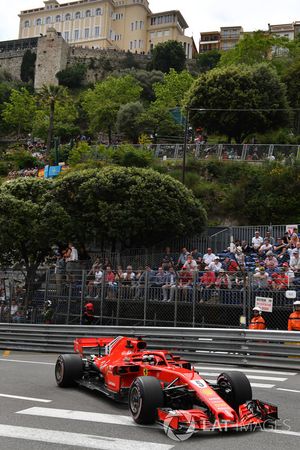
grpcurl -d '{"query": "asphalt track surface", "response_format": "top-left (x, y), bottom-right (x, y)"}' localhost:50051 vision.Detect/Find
top-left (0, 351), bottom-right (299, 450)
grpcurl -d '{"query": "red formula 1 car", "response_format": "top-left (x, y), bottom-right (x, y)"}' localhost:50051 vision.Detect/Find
top-left (55, 336), bottom-right (278, 435)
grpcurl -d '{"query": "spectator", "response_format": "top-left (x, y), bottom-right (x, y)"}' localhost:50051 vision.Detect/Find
top-left (114, 265), bottom-right (124, 283)
top-left (162, 267), bottom-right (177, 302)
top-left (177, 267), bottom-right (193, 302)
top-left (252, 231), bottom-right (263, 252)
top-left (203, 248), bottom-right (216, 266)
top-left (134, 265), bottom-right (155, 299)
top-left (290, 250), bottom-right (300, 271)
top-left (258, 239), bottom-right (273, 256)
top-left (241, 240), bottom-right (252, 255)
top-left (161, 247), bottom-right (175, 270)
top-left (177, 247), bottom-right (189, 268)
top-left (199, 267), bottom-right (216, 302)
top-left (288, 300), bottom-right (300, 331)
top-left (273, 238), bottom-right (288, 259)
top-left (102, 257), bottom-right (113, 270)
top-left (9, 299), bottom-right (19, 322)
top-left (264, 252), bottom-right (278, 273)
top-left (264, 231), bottom-right (275, 246)
top-left (42, 300), bottom-right (54, 324)
top-left (183, 254), bottom-right (198, 271)
top-left (87, 265), bottom-right (103, 296)
top-left (222, 257), bottom-right (238, 273)
top-left (121, 265), bottom-right (136, 298)
top-left (253, 267), bottom-right (269, 289)
top-left (65, 242), bottom-right (79, 283)
top-left (215, 270), bottom-right (232, 289)
top-left (152, 267), bottom-right (166, 288)
top-left (270, 272), bottom-right (288, 290)
top-left (191, 248), bottom-right (202, 264)
top-left (281, 262), bottom-right (295, 286)
top-left (208, 256), bottom-right (222, 273)
top-left (105, 266), bottom-right (116, 299)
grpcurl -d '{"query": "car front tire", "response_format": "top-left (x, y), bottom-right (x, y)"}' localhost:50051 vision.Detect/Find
top-left (129, 376), bottom-right (164, 424)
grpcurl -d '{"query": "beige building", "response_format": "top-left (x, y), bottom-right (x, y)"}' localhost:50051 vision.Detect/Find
top-left (199, 31), bottom-right (220, 53)
top-left (18, 0), bottom-right (193, 58)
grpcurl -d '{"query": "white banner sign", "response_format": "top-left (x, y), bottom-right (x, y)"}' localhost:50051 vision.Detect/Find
top-left (255, 296), bottom-right (273, 312)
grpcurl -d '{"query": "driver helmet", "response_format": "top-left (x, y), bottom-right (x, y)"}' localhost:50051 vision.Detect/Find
top-left (142, 354), bottom-right (156, 365)
top-left (253, 306), bottom-right (262, 314)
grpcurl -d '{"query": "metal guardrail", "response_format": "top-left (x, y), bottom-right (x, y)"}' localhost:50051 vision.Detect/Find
top-left (0, 324), bottom-right (300, 370)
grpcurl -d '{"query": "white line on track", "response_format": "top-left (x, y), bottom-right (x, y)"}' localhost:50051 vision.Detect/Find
top-left (17, 407), bottom-right (157, 428)
top-left (0, 424), bottom-right (174, 450)
top-left (0, 358), bottom-right (54, 365)
top-left (264, 429), bottom-right (300, 438)
top-left (201, 373), bottom-right (287, 381)
top-left (205, 380), bottom-right (275, 388)
top-left (276, 388), bottom-right (300, 393)
top-left (0, 394), bottom-right (51, 403)
top-left (194, 366), bottom-right (297, 376)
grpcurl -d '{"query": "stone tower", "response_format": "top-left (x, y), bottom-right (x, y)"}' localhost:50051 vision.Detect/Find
top-left (34, 28), bottom-right (69, 90)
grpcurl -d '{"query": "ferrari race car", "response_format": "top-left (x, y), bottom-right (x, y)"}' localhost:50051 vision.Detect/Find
top-left (55, 336), bottom-right (278, 435)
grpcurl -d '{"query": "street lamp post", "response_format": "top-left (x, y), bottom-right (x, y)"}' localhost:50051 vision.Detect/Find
top-left (182, 108), bottom-right (189, 185)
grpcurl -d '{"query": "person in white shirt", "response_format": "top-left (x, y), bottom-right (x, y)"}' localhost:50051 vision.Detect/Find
top-left (252, 231), bottom-right (263, 251)
top-left (208, 257), bottom-right (222, 272)
top-left (203, 248), bottom-right (216, 266)
top-left (183, 254), bottom-right (198, 271)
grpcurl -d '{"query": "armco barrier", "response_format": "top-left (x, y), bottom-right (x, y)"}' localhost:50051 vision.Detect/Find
top-left (0, 324), bottom-right (300, 370)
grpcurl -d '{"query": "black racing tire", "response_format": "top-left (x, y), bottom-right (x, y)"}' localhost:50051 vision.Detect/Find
top-left (129, 376), bottom-right (164, 424)
top-left (217, 371), bottom-right (252, 410)
top-left (55, 354), bottom-right (84, 387)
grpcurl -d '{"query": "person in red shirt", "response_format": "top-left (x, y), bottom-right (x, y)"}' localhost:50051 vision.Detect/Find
top-left (178, 267), bottom-right (193, 302)
top-left (288, 300), bottom-right (300, 331)
top-left (83, 301), bottom-right (94, 325)
top-left (199, 267), bottom-right (216, 302)
top-left (270, 272), bottom-right (288, 290)
top-left (249, 306), bottom-right (266, 330)
top-left (105, 266), bottom-right (116, 299)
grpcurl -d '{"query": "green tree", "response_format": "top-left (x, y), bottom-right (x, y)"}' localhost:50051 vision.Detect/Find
top-left (52, 167), bottom-right (206, 247)
top-left (20, 50), bottom-right (36, 83)
top-left (37, 85), bottom-right (68, 154)
top-left (138, 103), bottom-right (183, 142)
top-left (116, 101), bottom-right (144, 143)
top-left (112, 68), bottom-right (164, 102)
top-left (56, 63), bottom-right (87, 88)
top-left (283, 60), bottom-right (300, 133)
top-left (185, 64), bottom-right (290, 143)
top-left (153, 69), bottom-right (194, 108)
top-left (33, 92), bottom-right (78, 142)
top-left (151, 40), bottom-right (186, 73)
top-left (196, 50), bottom-right (221, 73)
top-left (82, 75), bottom-right (142, 144)
top-left (2, 88), bottom-right (36, 136)
top-left (0, 178), bottom-right (72, 307)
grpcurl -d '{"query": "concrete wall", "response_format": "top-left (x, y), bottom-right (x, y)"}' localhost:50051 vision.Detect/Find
top-left (0, 49), bottom-right (29, 81)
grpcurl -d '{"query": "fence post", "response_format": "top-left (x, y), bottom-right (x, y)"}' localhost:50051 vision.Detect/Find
top-left (43, 269), bottom-right (50, 303)
top-left (79, 270), bottom-right (86, 325)
top-left (174, 286), bottom-right (178, 327)
top-left (66, 283), bottom-right (72, 324)
top-left (143, 271), bottom-right (148, 326)
top-left (100, 270), bottom-right (105, 325)
top-left (192, 272), bottom-right (197, 327)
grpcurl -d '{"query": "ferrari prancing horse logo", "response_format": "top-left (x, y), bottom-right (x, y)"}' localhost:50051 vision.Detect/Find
top-left (143, 368), bottom-right (148, 376)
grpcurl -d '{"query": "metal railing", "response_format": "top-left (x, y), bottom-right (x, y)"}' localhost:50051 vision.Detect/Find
top-left (1, 269), bottom-right (299, 331)
top-left (0, 323), bottom-right (299, 370)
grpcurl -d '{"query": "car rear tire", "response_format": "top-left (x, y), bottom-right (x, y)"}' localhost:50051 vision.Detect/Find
top-left (55, 354), bottom-right (83, 387)
top-left (217, 371), bottom-right (252, 410)
top-left (129, 376), bottom-right (164, 424)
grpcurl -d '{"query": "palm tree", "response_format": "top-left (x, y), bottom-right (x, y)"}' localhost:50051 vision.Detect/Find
top-left (38, 84), bottom-right (67, 155)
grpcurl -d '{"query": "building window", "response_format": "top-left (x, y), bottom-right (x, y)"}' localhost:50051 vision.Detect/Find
top-left (24, 20), bottom-right (30, 28)
top-left (95, 26), bottom-right (100, 37)
top-left (157, 31), bottom-right (163, 37)
top-left (65, 13), bottom-right (71, 21)
top-left (75, 11), bottom-right (81, 19)
top-left (164, 30), bottom-right (170, 36)
top-left (135, 21), bottom-right (138, 30)
top-left (130, 41), bottom-right (133, 50)
top-left (64, 31), bottom-right (70, 41)
top-left (84, 28), bottom-right (90, 39)
top-left (46, 16), bottom-right (51, 24)
top-left (96, 8), bottom-right (102, 16)
top-left (74, 29), bottom-right (79, 40)
top-left (36, 18), bottom-right (42, 26)
top-left (85, 10), bottom-right (91, 17)
top-left (55, 15), bottom-right (61, 22)
top-left (131, 22), bottom-right (134, 31)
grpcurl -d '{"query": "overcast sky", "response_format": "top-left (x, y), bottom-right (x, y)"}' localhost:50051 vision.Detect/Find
top-left (1, 0), bottom-right (300, 42)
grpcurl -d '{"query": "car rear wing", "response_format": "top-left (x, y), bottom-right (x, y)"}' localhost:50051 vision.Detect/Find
top-left (74, 337), bottom-right (115, 355)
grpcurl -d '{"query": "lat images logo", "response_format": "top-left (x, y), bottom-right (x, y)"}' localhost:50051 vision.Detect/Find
top-left (163, 410), bottom-right (195, 441)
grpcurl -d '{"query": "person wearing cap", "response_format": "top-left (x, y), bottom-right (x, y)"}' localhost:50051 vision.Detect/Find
top-left (208, 256), bottom-right (222, 273)
top-left (249, 307), bottom-right (266, 330)
top-left (253, 267), bottom-right (269, 289)
top-left (264, 252), bottom-right (278, 273)
top-left (288, 300), bottom-right (300, 331)
top-left (82, 300), bottom-right (94, 325)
